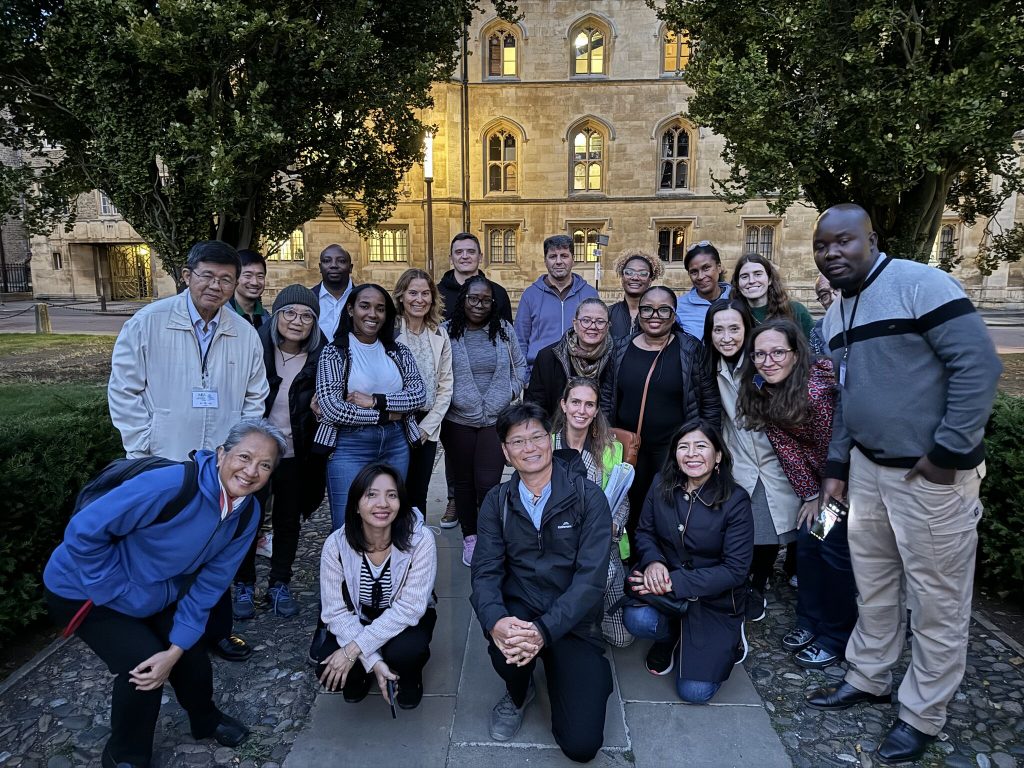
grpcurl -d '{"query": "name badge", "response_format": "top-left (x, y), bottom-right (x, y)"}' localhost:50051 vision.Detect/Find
top-left (192, 388), bottom-right (220, 409)
top-left (838, 359), bottom-right (847, 388)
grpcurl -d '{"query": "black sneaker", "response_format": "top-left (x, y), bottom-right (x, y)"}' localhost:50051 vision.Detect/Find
top-left (396, 680), bottom-right (424, 709)
top-left (645, 639), bottom-right (678, 676)
top-left (745, 587), bottom-right (767, 622)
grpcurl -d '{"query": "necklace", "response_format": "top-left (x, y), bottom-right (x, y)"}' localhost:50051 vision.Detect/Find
top-left (279, 349), bottom-right (304, 364)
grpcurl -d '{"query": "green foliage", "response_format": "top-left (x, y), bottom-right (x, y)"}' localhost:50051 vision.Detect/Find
top-left (978, 394), bottom-right (1024, 602)
top-left (655, 0), bottom-right (1024, 268)
top-left (0, 0), bottom-right (516, 281)
top-left (0, 387), bottom-right (122, 644)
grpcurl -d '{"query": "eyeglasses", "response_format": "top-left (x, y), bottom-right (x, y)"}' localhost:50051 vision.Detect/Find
top-left (281, 308), bottom-right (316, 325)
top-left (575, 317), bottom-right (609, 329)
top-left (504, 433), bottom-right (550, 451)
top-left (685, 240), bottom-right (713, 254)
top-left (466, 296), bottom-right (494, 307)
top-left (622, 268), bottom-right (651, 278)
top-left (638, 305), bottom-right (674, 319)
top-left (190, 271), bottom-right (237, 289)
top-left (752, 348), bottom-right (793, 364)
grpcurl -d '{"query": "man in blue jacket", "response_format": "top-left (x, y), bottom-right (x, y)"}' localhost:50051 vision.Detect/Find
top-left (514, 234), bottom-right (599, 379)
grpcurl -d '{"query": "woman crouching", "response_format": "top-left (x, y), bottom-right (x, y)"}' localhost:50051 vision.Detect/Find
top-left (317, 463), bottom-right (438, 709)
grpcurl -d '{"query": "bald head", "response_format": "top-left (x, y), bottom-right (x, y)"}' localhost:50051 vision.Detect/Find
top-left (812, 204), bottom-right (879, 290)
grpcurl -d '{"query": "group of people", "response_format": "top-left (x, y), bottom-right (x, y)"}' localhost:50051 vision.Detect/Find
top-left (43, 203), bottom-right (1001, 767)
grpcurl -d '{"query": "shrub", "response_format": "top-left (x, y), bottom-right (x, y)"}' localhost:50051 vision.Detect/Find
top-left (0, 386), bottom-right (121, 645)
top-left (978, 393), bottom-right (1024, 602)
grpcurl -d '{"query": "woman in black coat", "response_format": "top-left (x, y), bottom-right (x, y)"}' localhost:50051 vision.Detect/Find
top-left (623, 419), bottom-right (754, 703)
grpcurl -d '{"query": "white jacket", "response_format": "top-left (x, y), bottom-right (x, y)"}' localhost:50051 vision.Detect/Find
top-left (108, 291), bottom-right (269, 460)
top-left (395, 319), bottom-right (454, 442)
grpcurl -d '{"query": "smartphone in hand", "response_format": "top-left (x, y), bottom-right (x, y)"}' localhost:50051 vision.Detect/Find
top-left (386, 679), bottom-right (398, 719)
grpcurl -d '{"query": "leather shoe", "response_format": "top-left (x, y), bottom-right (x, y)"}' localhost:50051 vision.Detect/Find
top-left (210, 713), bottom-right (250, 748)
top-left (876, 719), bottom-right (935, 764)
top-left (101, 743), bottom-right (139, 768)
top-left (212, 634), bottom-right (253, 662)
top-left (396, 681), bottom-right (424, 710)
top-left (806, 681), bottom-right (891, 710)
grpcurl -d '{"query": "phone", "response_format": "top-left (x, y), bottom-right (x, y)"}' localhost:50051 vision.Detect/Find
top-left (386, 679), bottom-right (398, 719)
top-left (810, 497), bottom-right (849, 541)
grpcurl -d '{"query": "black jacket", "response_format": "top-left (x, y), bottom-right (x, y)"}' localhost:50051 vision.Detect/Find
top-left (525, 333), bottom-right (614, 419)
top-left (608, 300), bottom-right (636, 342)
top-left (470, 452), bottom-right (611, 649)
top-left (438, 269), bottom-right (513, 323)
top-left (258, 323), bottom-right (325, 461)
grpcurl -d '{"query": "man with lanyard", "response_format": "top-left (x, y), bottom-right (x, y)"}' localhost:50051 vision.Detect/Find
top-left (804, 204), bottom-right (1001, 765)
top-left (228, 249), bottom-right (270, 328)
top-left (311, 244), bottom-right (356, 341)
top-left (109, 240), bottom-right (269, 662)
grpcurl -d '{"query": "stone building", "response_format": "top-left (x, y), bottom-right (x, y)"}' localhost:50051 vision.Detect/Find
top-left (0, 144), bottom-right (32, 293)
top-left (26, 0), bottom-right (1023, 307)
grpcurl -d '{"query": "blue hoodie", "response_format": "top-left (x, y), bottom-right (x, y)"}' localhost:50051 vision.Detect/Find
top-left (44, 450), bottom-right (259, 650)
top-left (514, 274), bottom-right (599, 376)
top-left (675, 282), bottom-right (732, 341)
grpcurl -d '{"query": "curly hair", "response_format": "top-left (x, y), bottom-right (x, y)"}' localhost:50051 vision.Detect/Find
top-left (731, 253), bottom-right (796, 323)
top-left (613, 248), bottom-right (665, 280)
top-left (446, 274), bottom-right (510, 344)
top-left (393, 268), bottom-right (443, 330)
top-left (550, 376), bottom-right (614, 459)
top-left (736, 319), bottom-right (812, 431)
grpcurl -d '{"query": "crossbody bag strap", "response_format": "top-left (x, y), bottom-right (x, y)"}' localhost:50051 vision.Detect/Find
top-left (635, 344), bottom-right (667, 437)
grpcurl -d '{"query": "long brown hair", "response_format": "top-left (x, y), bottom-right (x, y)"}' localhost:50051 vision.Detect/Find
top-left (737, 319), bottom-right (812, 430)
top-left (731, 253), bottom-right (795, 323)
top-left (393, 268), bottom-right (443, 330)
top-left (551, 376), bottom-right (613, 459)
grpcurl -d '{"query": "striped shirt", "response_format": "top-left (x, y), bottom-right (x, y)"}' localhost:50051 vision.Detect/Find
top-left (358, 554), bottom-right (392, 609)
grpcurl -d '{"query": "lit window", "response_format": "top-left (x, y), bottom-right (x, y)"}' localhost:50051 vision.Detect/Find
top-left (745, 224), bottom-right (777, 261)
top-left (571, 227), bottom-right (601, 262)
top-left (572, 127), bottom-right (604, 192)
top-left (659, 124), bottom-right (691, 190)
top-left (931, 223), bottom-right (957, 266)
top-left (267, 230), bottom-right (305, 261)
top-left (486, 130), bottom-right (518, 193)
top-left (658, 226), bottom-right (689, 263)
top-left (663, 29), bottom-right (691, 73)
top-left (487, 29), bottom-right (518, 77)
top-left (99, 192), bottom-right (117, 216)
top-left (573, 26), bottom-right (605, 75)
top-left (487, 226), bottom-right (518, 264)
top-left (368, 227), bottom-right (409, 263)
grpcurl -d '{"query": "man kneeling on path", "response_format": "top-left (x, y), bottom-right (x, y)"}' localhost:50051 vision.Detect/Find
top-left (470, 402), bottom-right (613, 762)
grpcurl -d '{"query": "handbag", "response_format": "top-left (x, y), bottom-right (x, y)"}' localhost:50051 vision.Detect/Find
top-left (623, 571), bottom-right (692, 618)
top-left (611, 344), bottom-right (667, 466)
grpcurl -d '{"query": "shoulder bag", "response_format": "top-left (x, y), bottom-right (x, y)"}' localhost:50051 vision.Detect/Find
top-left (611, 343), bottom-right (667, 466)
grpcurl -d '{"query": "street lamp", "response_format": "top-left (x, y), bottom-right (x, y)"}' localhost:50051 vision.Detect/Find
top-left (423, 131), bottom-right (434, 276)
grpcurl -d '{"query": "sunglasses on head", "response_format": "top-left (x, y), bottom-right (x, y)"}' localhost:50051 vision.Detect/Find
top-left (686, 240), bottom-right (713, 254)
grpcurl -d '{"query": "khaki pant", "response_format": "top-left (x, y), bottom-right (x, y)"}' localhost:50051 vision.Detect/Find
top-left (844, 448), bottom-right (984, 735)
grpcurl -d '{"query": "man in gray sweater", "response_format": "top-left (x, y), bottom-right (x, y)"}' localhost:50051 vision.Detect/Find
top-left (804, 204), bottom-right (1002, 765)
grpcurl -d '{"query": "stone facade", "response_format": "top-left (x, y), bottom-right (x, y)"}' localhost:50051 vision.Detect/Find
top-left (26, 0), bottom-right (1022, 308)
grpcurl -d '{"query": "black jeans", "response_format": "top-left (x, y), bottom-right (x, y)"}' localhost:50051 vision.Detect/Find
top-left (47, 590), bottom-right (222, 767)
top-left (406, 438), bottom-right (438, 518)
top-left (439, 421), bottom-right (505, 537)
top-left (486, 632), bottom-right (612, 763)
top-left (794, 520), bottom-right (858, 655)
top-left (626, 441), bottom-right (670, 547)
top-left (750, 544), bottom-right (780, 592)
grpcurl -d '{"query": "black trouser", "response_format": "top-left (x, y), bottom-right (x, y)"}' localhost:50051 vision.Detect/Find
top-left (486, 632), bottom-right (613, 763)
top-left (47, 590), bottom-right (222, 768)
top-left (626, 441), bottom-right (670, 547)
top-left (439, 421), bottom-right (505, 537)
top-left (750, 544), bottom-right (780, 592)
top-left (406, 438), bottom-right (438, 518)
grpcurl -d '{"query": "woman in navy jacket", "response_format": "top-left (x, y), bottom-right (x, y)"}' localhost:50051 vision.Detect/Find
top-left (44, 419), bottom-right (285, 768)
top-left (624, 419), bottom-right (754, 703)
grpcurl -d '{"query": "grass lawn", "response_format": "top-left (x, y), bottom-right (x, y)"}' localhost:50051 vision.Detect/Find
top-left (0, 333), bottom-right (115, 384)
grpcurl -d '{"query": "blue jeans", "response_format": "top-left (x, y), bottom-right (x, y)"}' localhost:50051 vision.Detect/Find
top-left (326, 422), bottom-right (409, 530)
top-left (623, 605), bottom-right (723, 704)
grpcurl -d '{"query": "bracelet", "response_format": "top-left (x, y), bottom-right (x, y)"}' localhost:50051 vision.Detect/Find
top-left (344, 649), bottom-right (358, 662)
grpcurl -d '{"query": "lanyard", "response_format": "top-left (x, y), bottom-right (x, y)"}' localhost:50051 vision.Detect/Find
top-left (838, 290), bottom-right (862, 363)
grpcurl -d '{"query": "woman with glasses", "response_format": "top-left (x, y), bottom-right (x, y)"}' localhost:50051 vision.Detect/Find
top-left (315, 284), bottom-right (426, 531)
top-left (731, 253), bottom-right (814, 340)
top-left (317, 463), bottom-right (437, 710)
top-left (526, 298), bottom-right (615, 418)
top-left (231, 285), bottom-right (329, 619)
top-left (609, 249), bottom-right (663, 341)
top-left (676, 241), bottom-right (732, 340)
top-left (737, 320), bottom-right (857, 669)
top-left (603, 286), bottom-right (721, 543)
top-left (441, 275), bottom-right (526, 567)
top-left (393, 269), bottom-right (454, 519)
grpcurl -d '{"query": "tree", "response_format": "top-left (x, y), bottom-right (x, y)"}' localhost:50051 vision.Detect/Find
top-left (655, 0), bottom-right (1024, 269)
top-left (0, 0), bottom-right (517, 282)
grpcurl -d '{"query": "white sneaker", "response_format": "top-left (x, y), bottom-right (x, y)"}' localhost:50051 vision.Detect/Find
top-left (462, 535), bottom-right (477, 567)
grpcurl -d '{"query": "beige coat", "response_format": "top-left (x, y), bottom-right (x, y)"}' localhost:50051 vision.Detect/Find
top-left (395, 319), bottom-right (454, 442)
top-left (717, 357), bottom-right (800, 537)
top-left (108, 291), bottom-right (269, 461)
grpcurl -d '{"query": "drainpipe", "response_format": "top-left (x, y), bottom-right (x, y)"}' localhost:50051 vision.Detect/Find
top-left (461, 24), bottom-right (471, 232)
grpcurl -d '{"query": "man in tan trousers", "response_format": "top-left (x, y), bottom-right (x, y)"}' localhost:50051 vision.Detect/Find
top-left (804, 205), bottom-right (1001, 765)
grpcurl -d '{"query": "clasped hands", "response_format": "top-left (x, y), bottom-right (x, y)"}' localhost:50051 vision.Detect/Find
top-left (491, 617), bottom-right (545, 667)
top-left (628, 562), bottom-right (672, 596)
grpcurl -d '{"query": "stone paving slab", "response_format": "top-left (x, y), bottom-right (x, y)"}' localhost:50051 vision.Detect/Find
top-left (425, 597), bottom-right (473, 697)
top-left (445, 745), bottom-right (634, 767)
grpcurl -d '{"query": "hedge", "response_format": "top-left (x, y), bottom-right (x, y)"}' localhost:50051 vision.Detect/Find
top-left (978, 392), bottom-right (1024, 601)
top-left (0, 387), bottom-right (122, 646)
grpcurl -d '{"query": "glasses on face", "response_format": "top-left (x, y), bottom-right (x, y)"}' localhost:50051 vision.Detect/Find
top-left (190, 271), bottom-right (237, 289)
top-left (504, 433), bottom-right (550, 451)
top-left (575, 317), bottom-right (608, 329)
top-left (638, 305), bottom-right (674, 320)
top-left (685, 239), bottom-right (713, 254)
top-left (622, 268), bottom-right (651, 279)
top-left (752, 348), bottom-right (793, 365)
top-left (466, 295), bottom-right (494, 307)
top-left (281, 308), bottom-right (316, 325)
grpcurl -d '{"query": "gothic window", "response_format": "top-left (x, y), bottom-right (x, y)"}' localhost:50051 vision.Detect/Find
top-left (367, 227), bottom-right (409, 262)
top-left (572, 127), bottom-right (604, 192)
top-left (267, 230), bottom-right (305, 261)
top-left (572, 25), bottom-right (606, 75)
top-left (571, 227), bottom-right (601, 262)
top-left (663, 29), bottom-right (691, 73)
top-left (486, 225), bottom-right (518, 264)
top-left (657, 225), bottom-right (689, 263)
top-left (487, 28), bottom-right (518, 77)
top-left (659, 123), bottom-right (691, 190)
top-left (745, 223), bottom-right (778, 261)
top-left (486, 130), bottom-right (518, 193)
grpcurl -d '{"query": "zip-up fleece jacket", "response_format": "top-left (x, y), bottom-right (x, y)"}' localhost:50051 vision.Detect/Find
top-left (514, 274), bottom-right (599, 375)
top-left (470, 453), bottom-right (612, 649)
top-left (43, 451), bottom-right (259, 650)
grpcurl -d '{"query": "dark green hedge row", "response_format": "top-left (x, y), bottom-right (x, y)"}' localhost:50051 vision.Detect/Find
top-left (0, 388), bottom-right (122, 646)
top-left (978, 393), bottom-right (1024, 602)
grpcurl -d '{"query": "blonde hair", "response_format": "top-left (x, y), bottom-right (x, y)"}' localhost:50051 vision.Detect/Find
top-left (393, 268), bottom-right (443, 329)
top-left (613, 248), bottom-right (665, 280)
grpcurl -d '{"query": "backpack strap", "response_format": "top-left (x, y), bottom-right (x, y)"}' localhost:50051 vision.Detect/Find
top-left (231, 496), bottom-right (258, 540)
top-left (154, 460), bottom-right (200, 525)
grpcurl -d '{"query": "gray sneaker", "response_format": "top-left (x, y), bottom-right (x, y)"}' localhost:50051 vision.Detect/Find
top-left (489, 682), bottom-right (536, 742)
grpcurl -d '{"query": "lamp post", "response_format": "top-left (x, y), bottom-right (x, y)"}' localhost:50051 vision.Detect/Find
top-left (423, 131), bottom-right (434, 276)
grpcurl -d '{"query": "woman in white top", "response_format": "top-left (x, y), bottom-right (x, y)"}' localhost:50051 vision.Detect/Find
top-left (315, 284), bottom-right (426, 530)
top-left (393, 269), bottom-right (454, 519)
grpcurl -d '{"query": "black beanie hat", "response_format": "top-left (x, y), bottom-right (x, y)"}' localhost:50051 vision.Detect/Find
top-left (272, 283), bottom-right (320, 317)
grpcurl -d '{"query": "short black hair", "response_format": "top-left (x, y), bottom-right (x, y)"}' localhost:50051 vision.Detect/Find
top-left (496, 402), bottom-right (551, 443)
top-left (237, 249), bottom-right (267, 272)
top-left (683, 242), bottom-right (721, 270)
top-left (543, 234), bottom-right (573, 255)
top-left (450, 232), bottom-right (481, 253)
top-left (186, 241), bottom-right (241, 276)
top-left (343, 463), bottom-right (415, 554)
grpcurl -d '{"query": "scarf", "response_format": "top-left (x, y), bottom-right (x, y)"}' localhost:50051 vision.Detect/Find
top-left (562, 329), bottom-right (611, 379)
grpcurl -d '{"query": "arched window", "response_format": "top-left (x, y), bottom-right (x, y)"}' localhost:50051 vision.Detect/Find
top-left (658, 225), bottom-right (689, 263)
top-left (572, 227), bottom-right (601, 262)
top-left (663, 28), bottom-right (691, 73)
top-left (659, 123), bottom-right (691, 190)
top-left (745, 223), bottom-right (777, 261)
top-left (572, 25), bottom-right (606, 75)
top-left (931, 222), bottom-right (957, 266)
top-left (572, 127), bottom-right (604, 192)
top-left (486, 129), bottom-right (518, 193)
top-left (487, 28), bottom-right (518, 78)
top-left (487, 226), bottom-right (518, 264)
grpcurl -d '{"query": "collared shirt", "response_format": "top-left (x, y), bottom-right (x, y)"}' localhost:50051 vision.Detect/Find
top-left (318, 279), bottom-right (354, 340)
top-left (518, 479), bottom-right (552, 531)
top-left (218, 479), bottom-right (247, 522)
top-left (185, 291), bottom-right (220, 358)
top-left (229, 296), bottom-right (268, 329)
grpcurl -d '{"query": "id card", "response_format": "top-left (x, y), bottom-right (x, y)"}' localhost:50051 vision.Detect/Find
top-left (192, 388), bottom-right (220, 409)
top-left (838, 359), bottom-right (847, 388)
